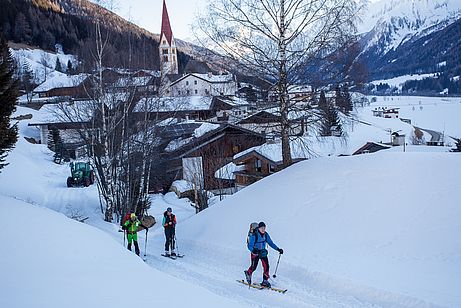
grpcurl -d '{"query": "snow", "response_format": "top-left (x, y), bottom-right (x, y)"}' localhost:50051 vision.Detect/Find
top-left (358, 0), bottom-right (461, 53)
top-left (192, 73), bottom-right (234, 83)
top-left (170, 180), bottom-right (195, 193)
top-left (215, 162), bottom-right (245, 180)
top-left (0, 196), bottom-right (240, 308)
top-left (0, 107), bottom-right (245, 308)
top-left (134, 96), bottom-right (213, 112)
top-left (33, 73), bottom-right (89, 92)
top-left (370, 73), bottom-right (437, 90)
top-left (175, 151), bottom-right (461, 307)
top-left (10, 47), bottom-right (77, 85)
top-left (2, 100), bottom-right (461, 307)
top-left (364, 95), bottom-right (461, 138)
top-left (193, 122), bottom-right (220, 138)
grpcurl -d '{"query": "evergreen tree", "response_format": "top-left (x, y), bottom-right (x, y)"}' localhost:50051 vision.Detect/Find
top-left (319, 90), bottom-right (341, 137)
top-left (0, 34), bottom-right (19, 172)
top-left (55, 57), bottom-right (62, 72)
top-left (21, 62), bottom-right (34, 103)
top-left (67, 60), bottom-right (73, 75)
top-left (342, 84), bottom-right (353, 114)
top-left (334, 85), bottom-right (343, 110)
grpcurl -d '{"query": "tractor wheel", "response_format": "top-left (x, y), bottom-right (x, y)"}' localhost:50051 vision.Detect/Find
top-left (67, 177), bottom-right (73, 188)
top-left (84, 177), bottom-right (91, 187)
top-left (89, 170), bottom-right (95, 185)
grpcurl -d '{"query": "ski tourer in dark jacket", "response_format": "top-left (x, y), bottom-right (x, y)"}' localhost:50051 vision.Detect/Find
top-left (162, 207), bottom-right (176, 256)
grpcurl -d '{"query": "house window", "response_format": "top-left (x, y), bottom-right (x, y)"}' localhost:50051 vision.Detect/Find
top-left (233, 145), bottom-right (240, 154)
top-left (163, 56), bottom-right (168, 62)
top-left (194, 89), bottom-right (198, 94)
top-left (255, 159), bottom-right (262, 172)
top-left (205, 89), bottom-right (209, 95)
top-left (163, 40), bottom-right (166, 45)
top-left (187, 90), bottom-right (190, 95)
top-left (269, 164), bottom-right (275, 173)
top-left (186, 81), bottom-right (189, 86)
top-left (194, 80), bottom-right (198, 85)
top-left (162, 49), bottom-right (168, 55)
top-left (178, 91), bottom-right (181, 95)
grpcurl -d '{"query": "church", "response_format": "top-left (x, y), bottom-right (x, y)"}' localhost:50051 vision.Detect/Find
top-left (159, 0), bottom-right (237, 97)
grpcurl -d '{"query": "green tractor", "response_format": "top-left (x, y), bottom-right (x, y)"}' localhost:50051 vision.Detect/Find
top-left (67, 162), bottom-right (95, 188)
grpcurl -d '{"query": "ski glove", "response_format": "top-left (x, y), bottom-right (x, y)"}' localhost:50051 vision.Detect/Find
top-left (278, 248), bottom-right (284, 254)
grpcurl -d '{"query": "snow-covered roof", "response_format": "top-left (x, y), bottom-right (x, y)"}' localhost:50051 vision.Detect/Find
top-left (288, 84), bottom-right (313, 93)
top-left (134, 96), bottom-right (213, 112)
top-left (31, 100), bottom-right (94, 124)
top-left (171, 73), bottom-right (235, 86)
top-left (214, 162), bottom-right (245, 180)
top-left (234, 139), bottom-right (311, 164)
top-left (215, 96), bottom-right (250, 107)
top-left (113, 76), bottom-right (152, 88)
top-left (164, 122), bottom-right (221, 152)
top-left (34, 73), bottom-right (89, 92)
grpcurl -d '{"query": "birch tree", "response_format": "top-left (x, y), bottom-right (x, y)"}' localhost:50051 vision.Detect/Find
top-left (196, 0), bottom-right (363, 167)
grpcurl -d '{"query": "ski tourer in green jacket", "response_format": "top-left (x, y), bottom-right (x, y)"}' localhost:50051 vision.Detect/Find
top-left (123, 213), bottom-right (142, 255)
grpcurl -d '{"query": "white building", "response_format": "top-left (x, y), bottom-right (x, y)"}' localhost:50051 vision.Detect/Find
top-left (169, 73), bottom-right (237, 97)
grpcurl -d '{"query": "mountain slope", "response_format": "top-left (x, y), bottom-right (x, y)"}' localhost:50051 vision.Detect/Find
top-left (358, 0), bottom-right (461, 80)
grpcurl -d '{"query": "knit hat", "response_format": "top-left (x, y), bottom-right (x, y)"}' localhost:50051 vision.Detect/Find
top-left (167, 207), bottom-right (172, 213)
top-left (130, 213), bottom-right (136, 219)
top-left (258, 221), bottom-right (266, 228)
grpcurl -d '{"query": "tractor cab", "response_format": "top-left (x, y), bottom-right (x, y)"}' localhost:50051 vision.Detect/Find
top-left (67, 162), bottom-right (95, 187)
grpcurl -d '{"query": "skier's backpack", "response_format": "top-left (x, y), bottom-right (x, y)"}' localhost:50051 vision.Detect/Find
top-left (246, 222), bottom-right (259, 245)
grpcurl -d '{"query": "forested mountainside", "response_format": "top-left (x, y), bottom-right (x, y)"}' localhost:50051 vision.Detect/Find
top-left (0, 0), bottom-right (191, 71)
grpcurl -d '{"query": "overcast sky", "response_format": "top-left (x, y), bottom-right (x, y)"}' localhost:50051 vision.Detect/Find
top-left (104, 0), bottom-right (384, 42)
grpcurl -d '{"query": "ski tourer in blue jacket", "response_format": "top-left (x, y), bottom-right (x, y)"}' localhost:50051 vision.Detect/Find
top-left (244, 222), bottom-right (283, 288)
top-left (247, 229), bottom-right (279, 253)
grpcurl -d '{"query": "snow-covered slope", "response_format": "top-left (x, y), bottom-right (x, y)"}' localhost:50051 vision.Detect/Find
top-left (0, 195), bottom-right (243, 308)
top-left (360, 0), bottom-right (461, 53)
top-left (172, 151), bottom-right (461, 307)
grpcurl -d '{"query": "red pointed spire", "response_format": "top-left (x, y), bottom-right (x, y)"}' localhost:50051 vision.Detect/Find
top-left (161, 0), bottom-right (174, 45)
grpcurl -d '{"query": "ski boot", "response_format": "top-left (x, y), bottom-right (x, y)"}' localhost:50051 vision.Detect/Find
top-left (244, 270), bottom-right (252, 284)
top-left (171, 250), bottom-right (177, 257)
top-left (261, 279), bottom-right (271, 288)
top-left (164, 250), bottom-right (170, 257)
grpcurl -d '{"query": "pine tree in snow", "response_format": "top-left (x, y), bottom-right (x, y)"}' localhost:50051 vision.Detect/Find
top-left (0, 34), bottom-right (19, 172)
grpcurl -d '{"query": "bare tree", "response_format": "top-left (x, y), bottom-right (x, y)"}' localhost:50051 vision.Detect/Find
top-left (196, 0), bottom-right (362, 167)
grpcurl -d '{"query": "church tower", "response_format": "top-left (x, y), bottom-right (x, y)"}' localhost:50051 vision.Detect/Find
top-left (159, 0), bottom-right (178, 75)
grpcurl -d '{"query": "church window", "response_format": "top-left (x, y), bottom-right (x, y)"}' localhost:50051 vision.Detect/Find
top-left (163, 56), bottom-right (169, 62)
top-left (162, 49), bottom-right (168, 55)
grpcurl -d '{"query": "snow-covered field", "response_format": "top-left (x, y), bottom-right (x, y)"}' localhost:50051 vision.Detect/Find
top-left (364, 95), bottom-right (461, 138)
top-left (1, 100), bottom-right (461, 307)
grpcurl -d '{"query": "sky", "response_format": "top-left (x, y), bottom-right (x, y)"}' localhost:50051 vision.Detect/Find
top-left (106, 0), bottom-right (208, 42)
top-left (101, 0), bottom-right (384, 42)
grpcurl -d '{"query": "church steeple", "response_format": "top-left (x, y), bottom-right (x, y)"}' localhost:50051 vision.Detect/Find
top-left (159, 0), bottom-right (178, 75)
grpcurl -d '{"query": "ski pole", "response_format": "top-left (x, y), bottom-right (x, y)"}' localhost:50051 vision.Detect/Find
top-left (144, 228), bottom-right (148, 257)
top-left (174, 234), bottom-right (179, 256)
top-left (123, 230), bottom-right (126, 247)
top-left (273, 253), bottom-right (282, 278)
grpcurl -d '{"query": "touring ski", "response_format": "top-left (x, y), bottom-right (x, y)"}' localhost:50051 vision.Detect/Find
top-left (237, 279), bottom-right (287, 293)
